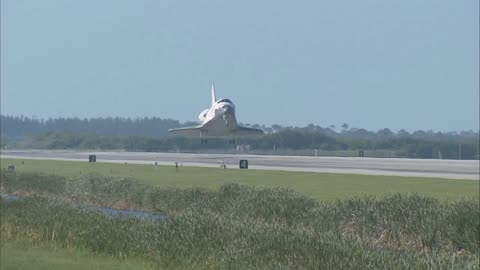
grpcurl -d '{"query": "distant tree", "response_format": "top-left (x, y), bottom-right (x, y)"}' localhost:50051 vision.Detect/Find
top-left (412, 130), bottom-right (427, 138)
top-left (271, 124), bottom-right (283, 132)
top-left (377, 128), bottom-right (394, 137)
top-left (344, 128), bottom-right (374, 139)
top-left (460, 130), bottom-right (478, 138)
top-left (306, 124), bottom-right (316, 131)
top-left (341, 123), bottom-right (349, 130)
top-left (397, 129), bottom-right (410, 137)
top-left (264, 127), bottom-right (274, 134)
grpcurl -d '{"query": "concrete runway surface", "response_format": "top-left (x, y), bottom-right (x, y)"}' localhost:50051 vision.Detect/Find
top-left (1, 150), bottom-right (479, 180)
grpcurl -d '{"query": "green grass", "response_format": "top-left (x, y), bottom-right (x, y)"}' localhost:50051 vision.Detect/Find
top-left (1, 181), bottom-right (478, 269)
top-left (1, 158), bottom-right (478, 201)
top-left (1, 241), bottom-right (156, 270)
top-left (1, 168), bottom-right (479, 269)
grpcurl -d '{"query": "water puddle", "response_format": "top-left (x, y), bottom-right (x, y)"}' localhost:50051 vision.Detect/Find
top-left (1, 194), bottom-right (168, 221)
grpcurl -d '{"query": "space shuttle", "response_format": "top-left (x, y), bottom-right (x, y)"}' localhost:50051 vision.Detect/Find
top-left (168, 85), bottom-right (264, 143)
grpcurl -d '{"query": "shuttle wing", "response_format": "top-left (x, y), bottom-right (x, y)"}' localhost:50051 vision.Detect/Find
top-left (168, 123), bottom-right (263, 137)
top-left (168, 125), bottom-right (205, 136)
top-left (232, 126), bottom-right (264, 136)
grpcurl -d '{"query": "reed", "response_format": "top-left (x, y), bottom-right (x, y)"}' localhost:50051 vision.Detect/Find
top-left (1, 170), bottom-right (478, 269)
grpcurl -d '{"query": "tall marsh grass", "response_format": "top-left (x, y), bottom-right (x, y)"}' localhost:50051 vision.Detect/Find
top-left (1, 170), bottom-right (479, 269)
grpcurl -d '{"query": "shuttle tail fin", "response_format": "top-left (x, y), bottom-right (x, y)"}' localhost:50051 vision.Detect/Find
top-left (211, 85), bottom-right (216, 106)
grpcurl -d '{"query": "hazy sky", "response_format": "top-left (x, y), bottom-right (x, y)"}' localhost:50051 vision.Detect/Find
top-left (1, 0), bottom-right (478, 131)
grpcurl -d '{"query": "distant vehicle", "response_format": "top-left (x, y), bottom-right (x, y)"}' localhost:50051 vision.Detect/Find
top-left (168, 85), bottom-right (263, 144)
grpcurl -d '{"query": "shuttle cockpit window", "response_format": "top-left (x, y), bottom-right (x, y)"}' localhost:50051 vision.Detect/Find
top-left (217, 99), bottom-right (232, 104)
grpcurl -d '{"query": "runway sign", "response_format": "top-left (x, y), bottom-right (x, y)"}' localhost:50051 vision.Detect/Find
top-left (239, 160), bottom-right (248, 169)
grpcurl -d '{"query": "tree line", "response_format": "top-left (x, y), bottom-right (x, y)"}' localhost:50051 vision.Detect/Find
top-left (1, 115), bottom-right (478, 159)
top-left (0, 115), bottom-right (199, 138)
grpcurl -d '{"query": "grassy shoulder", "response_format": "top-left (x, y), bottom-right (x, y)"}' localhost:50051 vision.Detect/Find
top-left (1, 182), bottom-right (478, 269)
top-left (0, 241), bottom-right (156, 270)
top-left (1, 158), bottom-right (478, 201)
top-left (1, 169), bottom-right (478, 269)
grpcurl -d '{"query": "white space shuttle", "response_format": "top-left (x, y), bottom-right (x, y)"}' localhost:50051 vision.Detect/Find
top-left (168, 85), bottom-right (263, 143)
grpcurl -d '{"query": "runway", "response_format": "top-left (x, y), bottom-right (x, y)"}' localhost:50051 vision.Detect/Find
top-left (1, 150), bottom-right (479, 180)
